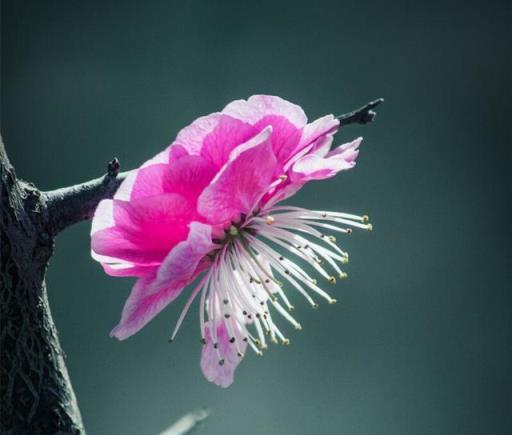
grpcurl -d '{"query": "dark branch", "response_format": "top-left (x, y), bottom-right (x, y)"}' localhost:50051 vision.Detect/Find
top-left (337, 98), bottom-right (384, 127)
top-left (44, 158), bottom-right (129, 236)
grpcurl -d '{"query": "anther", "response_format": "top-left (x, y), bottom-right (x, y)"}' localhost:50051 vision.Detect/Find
top-left (288, 305), bottom-right (295, 311)
top-left (260, 301), bottom-right (265, 306)
top-left (295, 323), bottom-right (303, 330)
top-left (329, 298), bottom-right (337, 304)
top-left (223, 299), bottom-right (229, 305)
top-left (321, 212), bottom-right (327, 218)
top-left (214, 343), bottom-right (219, 349)
top-left (279, 174), bottom-right (288, 182)
top-left (265, 216), bottom-right (275, 225)
top-left (367, 223), bottom-right (373, 231)
top-left (243, 337), bottom-right (248, 342)
top-left (219, 359), bottom-right (225, 366)
top-left (243, 310), bottom-right (248, 315)
top-left (229, 337), bottom-right (236, 343)
top-left (328, 276), bottom-right (337, 284)
top-left (237, 352), bottom-right (244, 358)
top-left (339, 272), bottom-right (348, 279)
top-left (312, 303), bottom-right (319, 310)
top-left (224, 314), bottom-right (231, 319)
top-left (279, 256), bottom-right (284, 261)
top-left (282, 338), bottom-right (290, 345)
top-left (329, 236), bottom-right (336, 242)
top-left (341, 257), bottom-right (349, 264)
top-left (228, 225), bottom-right (239, 236)
top-left (346, 228), bottom-right (353, 235)
top-left (362, 215), bottom-right (369, 223)
top-left (201, 338), bottom-right (207, 345)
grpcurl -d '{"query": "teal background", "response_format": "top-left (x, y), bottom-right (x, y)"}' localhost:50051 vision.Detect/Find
top-left (2, 1), bottom-right (510, 434)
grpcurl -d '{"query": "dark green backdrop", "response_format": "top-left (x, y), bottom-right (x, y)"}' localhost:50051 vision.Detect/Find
top-left (2, 1), bottom-right (510, 434)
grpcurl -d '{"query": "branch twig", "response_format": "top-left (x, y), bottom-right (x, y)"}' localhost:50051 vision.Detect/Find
top-left (44, 158), bottom-right (128, 235)
top-left (337, 98), bottom-right (384, 127)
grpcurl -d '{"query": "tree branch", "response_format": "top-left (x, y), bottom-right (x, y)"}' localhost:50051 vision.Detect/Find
top-left (44, 158), bottom-right (129, 236)
top-left (337, 98), bottom-right (384, 127)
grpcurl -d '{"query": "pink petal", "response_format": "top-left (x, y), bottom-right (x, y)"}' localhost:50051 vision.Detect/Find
top-left (110, 222), bottom-right (214, 340)
top-left (291, 137), bottom-right (362, 182)
top-left (200, 321), bottom-right (247, 388)
top-left (264, 137), bottom-right (363, 206)
top-left (298, 115), bottom-right (339, 152)
top-left (197, 127), bottom-right (278, 225)
top-left (115, 148), bottom-right (171, 201)
top-left (146, 222), bottom-right (215, 295)
top-left (253, 115), bottom-right (302, 163)
top-left (200, 115), bottom-right (258, 168)
top-left (128, 164), bottom-right (171, 200)
top-left (164, 155), bottom-right (217, 199)
top-left (92, 193), bottom-right (195, 265)
top-left (223, 95), bottom-right (307, 127)
top-left (101, 263), bottom-right (157, 277)
top-left (172, 113), bottom-right (222, 155)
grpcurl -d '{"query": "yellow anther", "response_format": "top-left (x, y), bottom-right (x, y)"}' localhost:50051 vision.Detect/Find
top-left (265, 215), bottom-right (275, 225)
top-left (228, 225), bottom-right (239, 236)
top-left (279, 174), bottom-right (288, 182)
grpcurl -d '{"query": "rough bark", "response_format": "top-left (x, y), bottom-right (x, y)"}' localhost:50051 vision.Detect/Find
top-left (0, 138), bottom-right (86, 434)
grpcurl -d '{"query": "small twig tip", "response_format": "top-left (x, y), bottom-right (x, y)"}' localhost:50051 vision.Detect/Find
top-left (107, 157), bottom-right (120, 177)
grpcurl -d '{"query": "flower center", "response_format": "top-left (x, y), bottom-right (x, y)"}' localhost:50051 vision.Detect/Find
top-left (170, 204), bottom-right (372, 365)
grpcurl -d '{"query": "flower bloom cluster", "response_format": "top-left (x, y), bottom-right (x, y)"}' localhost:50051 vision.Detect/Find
top-left (91, 95), bottom-right (372, 387)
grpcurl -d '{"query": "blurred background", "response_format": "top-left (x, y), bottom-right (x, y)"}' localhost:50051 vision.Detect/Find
top-left (2, 0), bottom-right (510, 434)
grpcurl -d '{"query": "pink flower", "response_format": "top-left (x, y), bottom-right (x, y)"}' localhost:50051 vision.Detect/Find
top-left (91, 95), bottom-right (372, 387)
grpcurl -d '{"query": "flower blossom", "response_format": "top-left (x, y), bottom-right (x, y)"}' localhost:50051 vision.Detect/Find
top-left (91, 95), bottom-right (372, 387)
